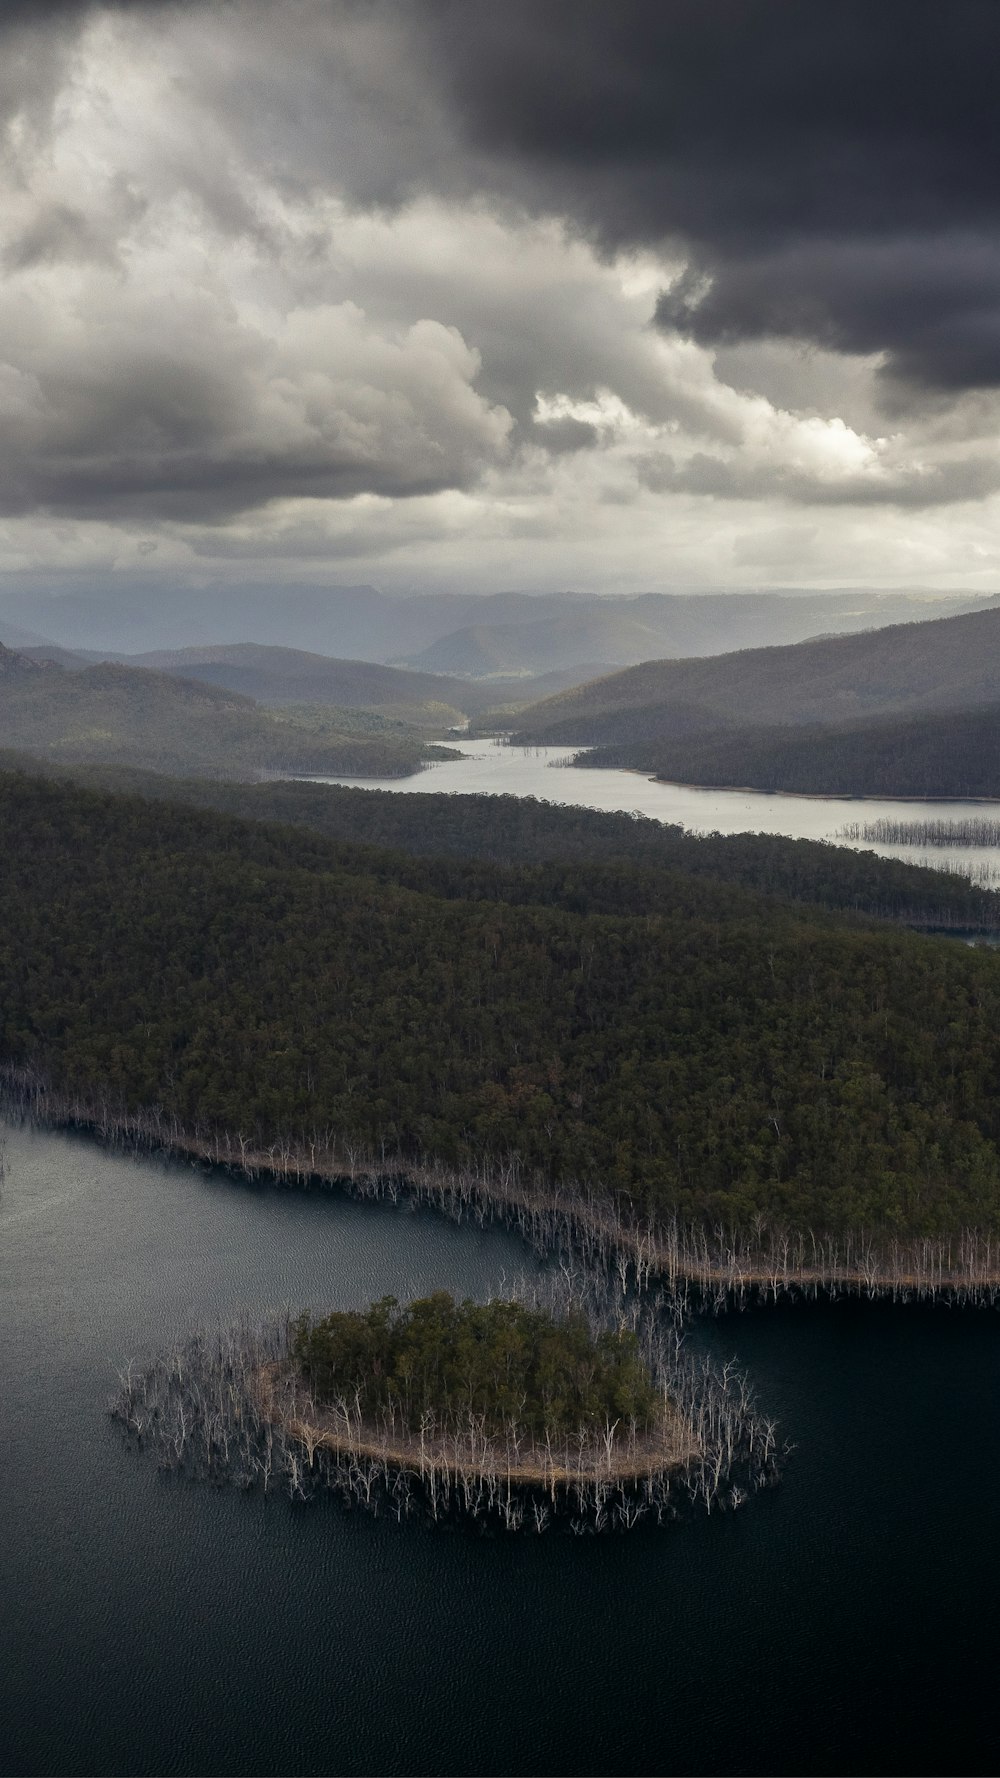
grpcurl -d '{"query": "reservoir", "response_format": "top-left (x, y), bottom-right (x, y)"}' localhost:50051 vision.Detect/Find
top-left (313, 738), bottom-right (1000, 885)
top-left (5, 1116), bottom-right (1000, 1776)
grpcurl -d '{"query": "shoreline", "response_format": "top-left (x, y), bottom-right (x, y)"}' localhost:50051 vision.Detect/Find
top-left (9, 1068), bottom-right (1000, 1305)
top-left (612, 766), bottom-right (1000, 807)
top-left (112, 1315), bottom-right (761, 1528)
top-left (259, 1366), bottom-right (699, 1491)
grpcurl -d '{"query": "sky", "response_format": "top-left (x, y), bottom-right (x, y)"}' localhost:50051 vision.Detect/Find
top-left (2, 0), bottom-right (1000, 599)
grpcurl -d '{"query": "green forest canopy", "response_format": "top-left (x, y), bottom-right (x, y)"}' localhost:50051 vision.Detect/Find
top-left (0, 646), bottom-right (453, 779)
top-left (293, 1293), bottom-right (657, 1439)
top-left (505, 603), bottom-right (1000, 746)
top-left (5, 768), bottom-right (1000, 1235)
top-left (3, 751), bottom-right (997, 931)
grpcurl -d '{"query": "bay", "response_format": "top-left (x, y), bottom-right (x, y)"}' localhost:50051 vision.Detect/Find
top-left (4, 1118), bottom-right (1000, 1776)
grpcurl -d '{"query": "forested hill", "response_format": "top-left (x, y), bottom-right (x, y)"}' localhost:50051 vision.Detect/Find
top-left (5, 769), bottom-right (1000, 1234)
top-left (579, 703), bottom-right (1000, 801)
top-left (0, 644), bottom-right (452, 778)
top-left (4, 752), bottom-right (997, 930)
top-left (117, 644), bottom-right (487, 720)
top-left (507, 604), bottom-right (1000, 746)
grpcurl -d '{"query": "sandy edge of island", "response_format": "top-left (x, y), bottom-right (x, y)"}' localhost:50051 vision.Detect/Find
top-left (255, 1362), bottom-right (701, 1490)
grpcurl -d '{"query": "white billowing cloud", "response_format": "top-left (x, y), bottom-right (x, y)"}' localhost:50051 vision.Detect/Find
top-left (0, 202), bottom-right (514, 513)
top-left (0, 2), bottom-right (998, 594)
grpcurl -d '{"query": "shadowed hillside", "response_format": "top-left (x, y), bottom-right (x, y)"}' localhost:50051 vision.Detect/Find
top-left (509, 605), bottom-right (1000, 745)
top-left (579, 704), bottom-right (1000, 800)
top-left (59, 643), bottom-right (603, 723)
top-left (0, 645), bottom-right (453, 779)
top-left (122, 644), bottom-right (484, 722)
top-left (4, 746), bottom-right (998, 932)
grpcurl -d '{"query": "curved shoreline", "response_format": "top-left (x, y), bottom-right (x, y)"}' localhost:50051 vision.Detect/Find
top-left (259, 1370), bottom-right (699, 1491)
top-left (8, 1069), bottom-right (1000, 1305)
top-left (112, 1309), bottom-right (766, 1529)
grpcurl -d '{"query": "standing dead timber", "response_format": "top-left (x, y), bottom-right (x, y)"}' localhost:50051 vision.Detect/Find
top-left (9, 1067), bottom-right (1000, 1308)
top-left (110, 1274), bottom-right (780, 1531)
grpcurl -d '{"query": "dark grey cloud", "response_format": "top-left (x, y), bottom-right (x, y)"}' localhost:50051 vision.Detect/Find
top-left (381, 0), bottom-right (1000, 397)
top-left (0, 282), bottom-right (511, 520)
top-left (528, 416), bottom-right (599, 455)
top-left (2, 0), bottom-right (999, 570)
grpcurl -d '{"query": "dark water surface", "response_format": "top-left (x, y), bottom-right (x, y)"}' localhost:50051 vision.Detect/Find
top-left (4, 1119), bottom-right (1000, 1777)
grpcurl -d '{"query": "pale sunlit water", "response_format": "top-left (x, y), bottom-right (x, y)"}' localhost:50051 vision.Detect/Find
top-left (313, 739), bottom-right (1000, 886)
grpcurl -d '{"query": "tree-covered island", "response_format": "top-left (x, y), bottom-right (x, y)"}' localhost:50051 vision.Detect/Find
top-left (112, 1290), bottom-right (775, 1530)
top-left (289, 1291), bottom-right (665, 1465)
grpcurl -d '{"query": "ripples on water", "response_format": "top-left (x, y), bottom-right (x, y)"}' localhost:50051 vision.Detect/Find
top-left (5, 1119), bottom-right (1000, 1775)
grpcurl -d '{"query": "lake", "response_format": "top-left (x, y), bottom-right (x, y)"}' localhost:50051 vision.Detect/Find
top-left (5, 1117), bottom-right (1000, 1776)
top-left (313, 739), bottom-right (1000, 885)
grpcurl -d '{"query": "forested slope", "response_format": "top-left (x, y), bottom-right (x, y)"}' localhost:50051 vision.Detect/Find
top-left (121, 643), bottom-right (483, 721)
top-left (579, 703), bottom-right (1000, 800)
top-left (0, 645), bottom-right (450, 778)
top-left (5, 770), bottom-right (1000, 1234)
top-left (509, 604), bottom-right (1000, 745)
top-left (2, 751), bottom-right (996, 929)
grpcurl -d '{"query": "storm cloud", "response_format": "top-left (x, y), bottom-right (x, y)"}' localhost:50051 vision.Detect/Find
top-left (394, 0), bottom-right (1000, 397)
top-left (2, 0), bottom-right (1000, 594)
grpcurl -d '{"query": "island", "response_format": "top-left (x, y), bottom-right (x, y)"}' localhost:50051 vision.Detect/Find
top-left (111, 1291), bottom-right (776, 1531)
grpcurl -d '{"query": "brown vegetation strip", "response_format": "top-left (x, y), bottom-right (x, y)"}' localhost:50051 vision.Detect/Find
top-left (257, 1367), bottom-right (699, 1489)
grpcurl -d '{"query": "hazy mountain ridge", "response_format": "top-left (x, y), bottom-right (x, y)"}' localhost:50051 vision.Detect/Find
top-left (397, 609), bottom-right (710, 676)
top-left (16, 641), bottom-right (606, 721)
top-left (0, 584), bottom-right (990, 665)
top-left (511, 605), bottom-right (1000, 745)
top-left (116, 644), bottom-right (480, 722)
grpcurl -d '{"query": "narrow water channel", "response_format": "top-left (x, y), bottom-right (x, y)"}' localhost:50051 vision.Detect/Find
top-left (312, 739), bottom-right (1000, 885)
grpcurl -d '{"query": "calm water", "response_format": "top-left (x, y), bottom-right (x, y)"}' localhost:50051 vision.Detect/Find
top-left (315, 740), bottom-right (1000, 885)
top-left (5, 1119), bottom-right (1000, 1776)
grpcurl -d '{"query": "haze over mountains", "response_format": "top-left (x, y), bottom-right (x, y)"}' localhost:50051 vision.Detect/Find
top-left (5, 589), bottom-right (1000, 799)
top-left (0, 586), bottom-right (990, 679)
top-left (94, 645), bottom-right (505, 722)
top-left (512, 603), bottom-right (1000, 747)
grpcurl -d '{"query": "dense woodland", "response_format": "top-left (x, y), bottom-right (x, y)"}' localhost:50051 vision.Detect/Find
top-left (111, 642), bottom-right (485, 721)
top-left (579, 704), bottom-right (1000, 801)
top-left (4, 752), bottom-right (997, 931)
top-left (293, 1293), bottom-right (657, 1439)
top-left (6, 768), bottom-right (1000, 1235)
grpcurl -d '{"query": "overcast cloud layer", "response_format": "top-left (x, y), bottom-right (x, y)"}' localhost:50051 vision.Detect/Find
top-left (2, 0), bottom-right (1000, 596)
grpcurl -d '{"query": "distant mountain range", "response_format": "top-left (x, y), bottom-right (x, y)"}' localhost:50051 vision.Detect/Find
top-left (0, 585), bottom-right (992, 675)
top-left (511, 604), bottom-right (1000, 747)
top-left (101, 645), bottom-right (487, 722)
top-left (14, 642), bottom-right (598, 720)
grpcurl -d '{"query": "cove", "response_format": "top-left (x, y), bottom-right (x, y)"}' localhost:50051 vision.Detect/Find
top-left (5, 1117), bottom-right (1000, 1775)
